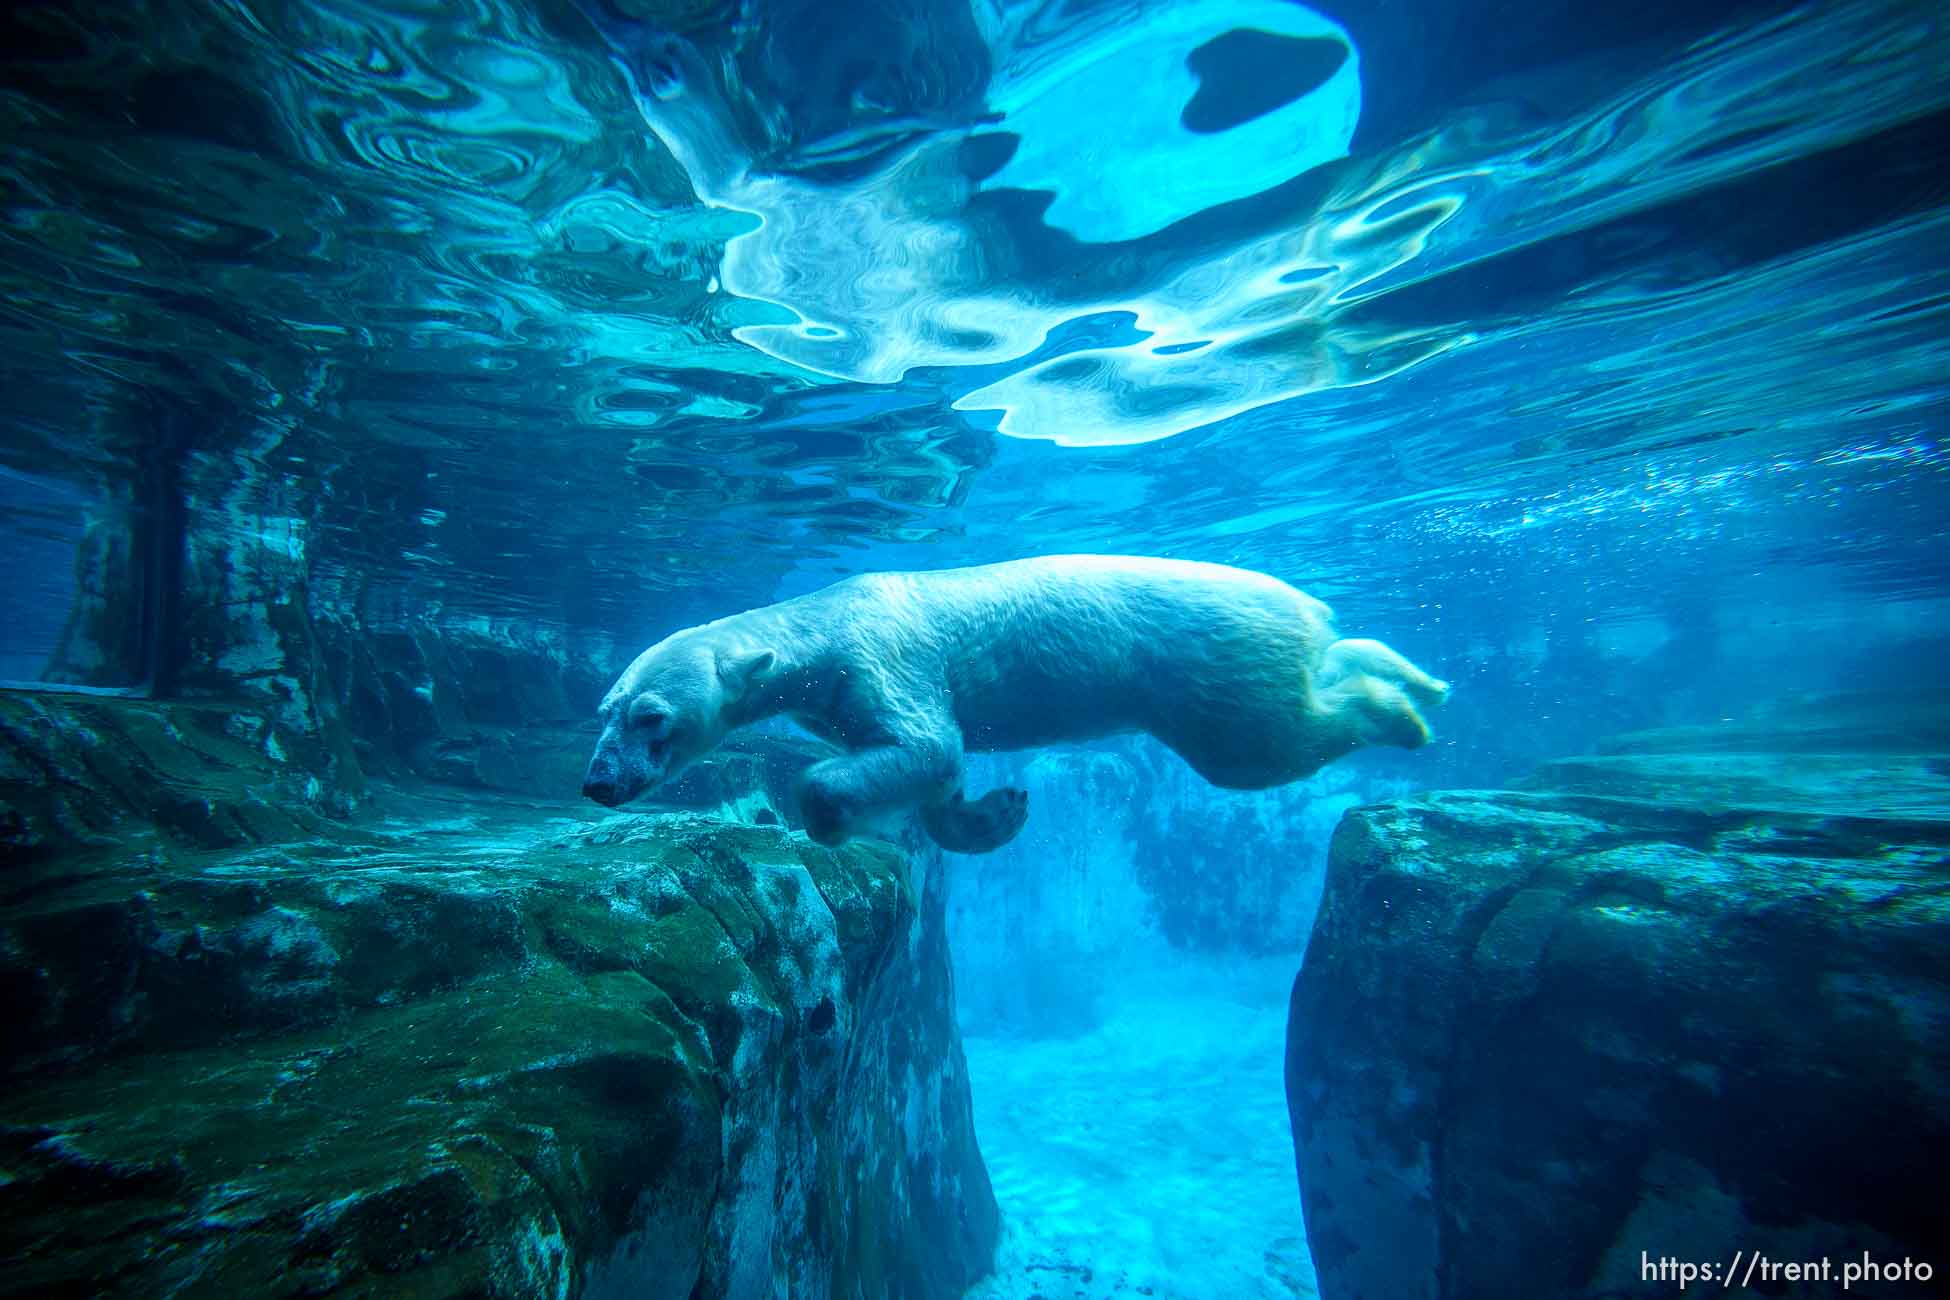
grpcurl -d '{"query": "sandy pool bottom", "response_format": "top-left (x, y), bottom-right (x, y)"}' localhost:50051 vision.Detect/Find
top-left (960, 992), bottom-right (1316, 1300)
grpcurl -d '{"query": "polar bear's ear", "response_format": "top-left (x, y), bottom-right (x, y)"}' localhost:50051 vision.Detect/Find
top-left (718, 648), bottom-right (776, 697)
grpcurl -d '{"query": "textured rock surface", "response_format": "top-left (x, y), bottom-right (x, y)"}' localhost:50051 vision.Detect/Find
top-left (0, 783), bottom-right (997, 1297)
top-left (0, 691), bottom-right (357, 865)
top-left (315, 613), bottom-right (615, 796)
top-left (315, 611), bottom-right (836, 815)
top-left (1287, 698), bottom-right (1950, 1300)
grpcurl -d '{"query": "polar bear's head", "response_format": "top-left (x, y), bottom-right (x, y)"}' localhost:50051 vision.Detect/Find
top-left (582, 631), bottom-right (776, 807)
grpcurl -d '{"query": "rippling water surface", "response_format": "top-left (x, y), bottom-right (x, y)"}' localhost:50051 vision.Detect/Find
top-left (1, 0), bottom-right (1945, 653)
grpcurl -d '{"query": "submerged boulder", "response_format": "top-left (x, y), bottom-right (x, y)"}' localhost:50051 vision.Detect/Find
top-left (0, 691), bottom-right (357, 864)
top-left (0, 792), bottom-right (997, 1297)
top-left (1288, 700), bottom-right (1950, 1300)
top-left (948, 740), bottom-right (1410, 1036)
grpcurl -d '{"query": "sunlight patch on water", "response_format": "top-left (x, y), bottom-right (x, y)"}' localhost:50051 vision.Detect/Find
top-left (600, 0), bottom-right (1382, 441)
top-left (972, 0), bottom-right (1360, 244)
top-left (601, 0), bottom-right (1948, 448)
top-left (3, 0), bottom-right (1944, 627)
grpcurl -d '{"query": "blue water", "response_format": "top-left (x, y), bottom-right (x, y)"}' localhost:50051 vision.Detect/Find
top-left (2, 1), bottom-right (1942, 615)
top-left (4, 1), bottom-right (1944, 728)
top-left (1, 0), bottom-right (1947, 1295)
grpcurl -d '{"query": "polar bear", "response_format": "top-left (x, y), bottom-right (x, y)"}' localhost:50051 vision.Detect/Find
top-left (582, 555), bottom-right (1448, 853)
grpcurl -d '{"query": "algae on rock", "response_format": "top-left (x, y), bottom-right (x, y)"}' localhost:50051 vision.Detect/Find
top-left (0, 784), bottom-right (998, 1298)
top-left (1287, 698), bottom-right (1950, 1300)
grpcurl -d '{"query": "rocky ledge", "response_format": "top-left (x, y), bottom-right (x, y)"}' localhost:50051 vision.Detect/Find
top-left (1288, 694), bottom-right (1950, 1300)
top-left (0, 758), bottom-right (996, 1296)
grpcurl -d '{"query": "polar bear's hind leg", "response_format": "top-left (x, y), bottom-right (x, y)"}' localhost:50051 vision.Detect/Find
top-left (1321, 637), bottom-right (1451, 707)
top-left (1320, 676), bottom-right (1432, 750)
top-left (1311, 636), bottom-right (1449, 753)
top-left (795, 739), bottom-right (961, 847)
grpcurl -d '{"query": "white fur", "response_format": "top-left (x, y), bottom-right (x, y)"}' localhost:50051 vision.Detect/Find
top-left (584, 556), bottom-right (1448, 852)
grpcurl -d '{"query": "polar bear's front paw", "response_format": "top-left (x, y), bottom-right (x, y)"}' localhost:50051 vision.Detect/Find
top-left (800, 799), bottom-right (849, 846)
top-left (921, 786), bottom-right (1030, 854)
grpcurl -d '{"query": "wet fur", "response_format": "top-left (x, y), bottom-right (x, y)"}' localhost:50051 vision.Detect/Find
top-left (584, 555), bottom-right (1448, 852)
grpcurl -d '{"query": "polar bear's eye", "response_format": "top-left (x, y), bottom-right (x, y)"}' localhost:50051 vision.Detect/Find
top-left (628, 697), bottom-right (669, 732)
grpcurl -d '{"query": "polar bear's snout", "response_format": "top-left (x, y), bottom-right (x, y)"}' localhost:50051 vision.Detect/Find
top-left (581, 747), bottom-right (630, 806)
top-left (581, 741), bottom-right (632, 806)
top-left (581, 725), bottom-right (669, 807)
top-left (582, 746), bottom-right (667, 806)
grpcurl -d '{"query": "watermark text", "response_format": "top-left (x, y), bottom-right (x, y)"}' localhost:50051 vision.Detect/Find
top-left (1642, 1250), bottom-right (1934, 1291)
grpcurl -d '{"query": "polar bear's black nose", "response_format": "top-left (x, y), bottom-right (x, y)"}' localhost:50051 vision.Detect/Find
top-left (583, 775), bottom-right (622, 806)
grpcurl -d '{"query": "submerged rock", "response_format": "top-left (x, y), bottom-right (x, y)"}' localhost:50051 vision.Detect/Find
top-left (1287, 702), bottom-right (1950, 1300)
top-left (0, 692), bottom-right (355, 864)
top-left (949, 739), bottom-right (1413, 1036)
top-left (0, 792), bottom-right (997, 1297)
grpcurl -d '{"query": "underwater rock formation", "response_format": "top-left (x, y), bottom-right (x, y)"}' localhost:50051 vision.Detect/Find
top-left (950, 739), bottom-right (1408, 1035)
top-left (0, 692), bottom-right (357, 864)
top-left (1286, 694), bottom-right (1950, 1300)
top-left (0, 765), bottom-right (997, 1296)
top-left (314, 612), bottom-right (618, 797)
top-left (19, 394), bottom-right (826, 814)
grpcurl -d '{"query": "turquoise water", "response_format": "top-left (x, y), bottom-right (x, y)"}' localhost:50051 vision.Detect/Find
top-left (6, 0), bottom-right (1947, 784)
top-left (2, 1), bottom-right (1948, 1296)
top-left (4, 0), bottom-right (1945, 644)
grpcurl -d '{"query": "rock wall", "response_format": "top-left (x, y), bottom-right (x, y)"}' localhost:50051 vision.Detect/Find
top-left (0, 692), bottom-right (356, 865)
top-left (24, 403), bottom-right (645, 807)
top-left (0, 702), bottom-right (998, 1296)
top-left (313, 610), bottom-right (619, 795)
top-left (8, 443), bottom-right (1005, 1293)
top-left (1287, 697), bottom-right (1950, 1300)
top-left (31, 411), bottom-right (373, 802)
